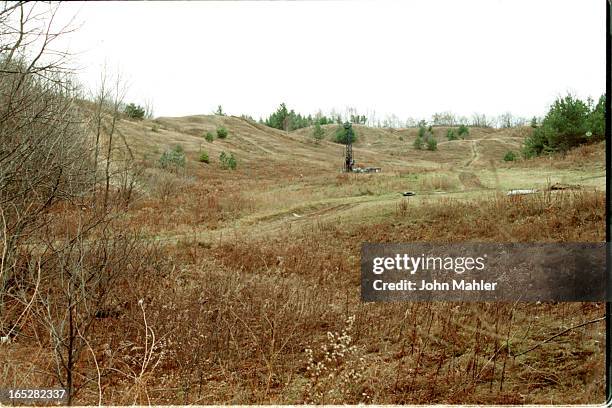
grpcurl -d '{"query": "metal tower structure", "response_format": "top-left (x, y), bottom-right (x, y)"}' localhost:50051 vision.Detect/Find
top-left (343, 122), bottom-right (354, 172)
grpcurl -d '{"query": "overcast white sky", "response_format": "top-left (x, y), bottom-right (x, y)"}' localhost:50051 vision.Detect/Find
top-left (54, 0), bottom-right (605, 122)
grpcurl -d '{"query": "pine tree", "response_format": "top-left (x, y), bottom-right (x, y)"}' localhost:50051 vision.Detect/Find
top-left (313, 122), bottom-right (325, 144)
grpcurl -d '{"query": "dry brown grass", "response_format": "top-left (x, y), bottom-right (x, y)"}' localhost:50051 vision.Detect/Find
top-left (4, 191), bottom-right (604, 405)
top-left (381, 189), bottom-right (605, 242)
top-left (514, 141), bottom-right (605, 170)
top-left (419, 173), bottom-right (460, 191)
top-left (1, 114), bottom-right (605, 405)
top-left (191, 190), bottom-right (604, 404)
top-left (458, 171), bottom-right (486, 189)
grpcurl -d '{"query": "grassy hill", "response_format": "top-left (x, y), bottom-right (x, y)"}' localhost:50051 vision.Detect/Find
top-left (106, 114), bottom-right (604, 404)
top-left (7, 108), bottom-right (604, 404)
top-left (119, 115), bottom-right (540, 176)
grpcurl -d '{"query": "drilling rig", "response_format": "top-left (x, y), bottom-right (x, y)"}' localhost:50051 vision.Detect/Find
top-left (343, 121), bottom-right (354, 172)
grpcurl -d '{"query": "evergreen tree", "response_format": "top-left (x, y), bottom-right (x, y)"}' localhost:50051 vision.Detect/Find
top-left (334, 123), bottom-right (356, 144)
top-left (265, 103), bottom-right (290, 130)
top-left (313, 122), bottom-right (325, 144)
top-left (522, 93), bottom-right (598, 157)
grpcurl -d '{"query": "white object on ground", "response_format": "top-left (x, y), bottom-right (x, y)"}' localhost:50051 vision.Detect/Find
top-left (507, 189), bottom-right (538, 196)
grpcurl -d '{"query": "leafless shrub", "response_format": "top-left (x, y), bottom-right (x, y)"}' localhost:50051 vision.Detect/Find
top-left (147, 170), bottom-right (193, 202)
top-left (303, 316), bottom-right (369, 404)
top-left (0, 2), bottom-right (93, 316)
top-left (0, 3), bottom-right (158, 404)
top-left (35, 221), bottom-right (141, 403)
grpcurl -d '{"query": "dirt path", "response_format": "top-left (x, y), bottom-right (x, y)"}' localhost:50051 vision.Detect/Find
top-left (150, 185), bottom-right (500, 246)
top-left (151, 196), bottom-right (385, 245)
top-left (465, 140), bottom-right (479, 167)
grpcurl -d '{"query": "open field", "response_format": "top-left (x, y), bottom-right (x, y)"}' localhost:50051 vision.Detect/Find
top-left (2, 115), bottom-right (606, 404)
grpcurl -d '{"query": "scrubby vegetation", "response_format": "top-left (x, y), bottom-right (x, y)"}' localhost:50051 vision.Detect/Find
top-left (0, 3), bottom-right (605, 406)
top-left (413, 135), bottom-right (424, 150)
top-left (205, 131), bottom-right (214, 142)
top-left (217, 126), bottom-right (228, 139)
top-left (124, 102), bottom-right (146, 119)
top-left (414, 125), bottom-right (437, 151)
top-left (503, 150), bottom-right (517, 161)
top-left (523, 93), bottom-right (605, 158)
top-left (159, 145), bottom-right (186, 170)
top-left (0, 4), bottom-right (167, 404)
top-left (426, 136), bottom-right (437, 151)
top-left (458, 124), bottom-right (469, 138)
top-left (219, 151), bottom-right (237, 169)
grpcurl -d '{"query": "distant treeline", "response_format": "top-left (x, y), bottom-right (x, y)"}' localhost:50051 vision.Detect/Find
top-left (257, 103), bottom-right (539, 130)
top-left (256, 93), bottom-right (605, 157)
top-left (227, 97), bottom-right (605, 158)
top-left (261, 103), bottom-right (367, 131)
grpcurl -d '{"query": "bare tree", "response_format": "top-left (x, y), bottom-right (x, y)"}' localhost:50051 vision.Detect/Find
top-left (143, 98), bottom-right (154, 119)
top-left (470, 113), bottom-right (494, 128)
top-left (0, 3), bottom-right (146, 404)
top-left (91, 69), bottom-right (109, 190)
top-left (404, 117), bottom-right (418, 127)
top-left (431, 111), bottom-right (457, 126)
top-left (89, 68), bottom-right (139, 209)
top-left (103, 72), bottom-right (127, 209)
top-left (0, 2), bottom-right (89, 312)
top-left (35, 222), bottom-right (141, 405)
top-left (498, 112), bottom-right (514, 128)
